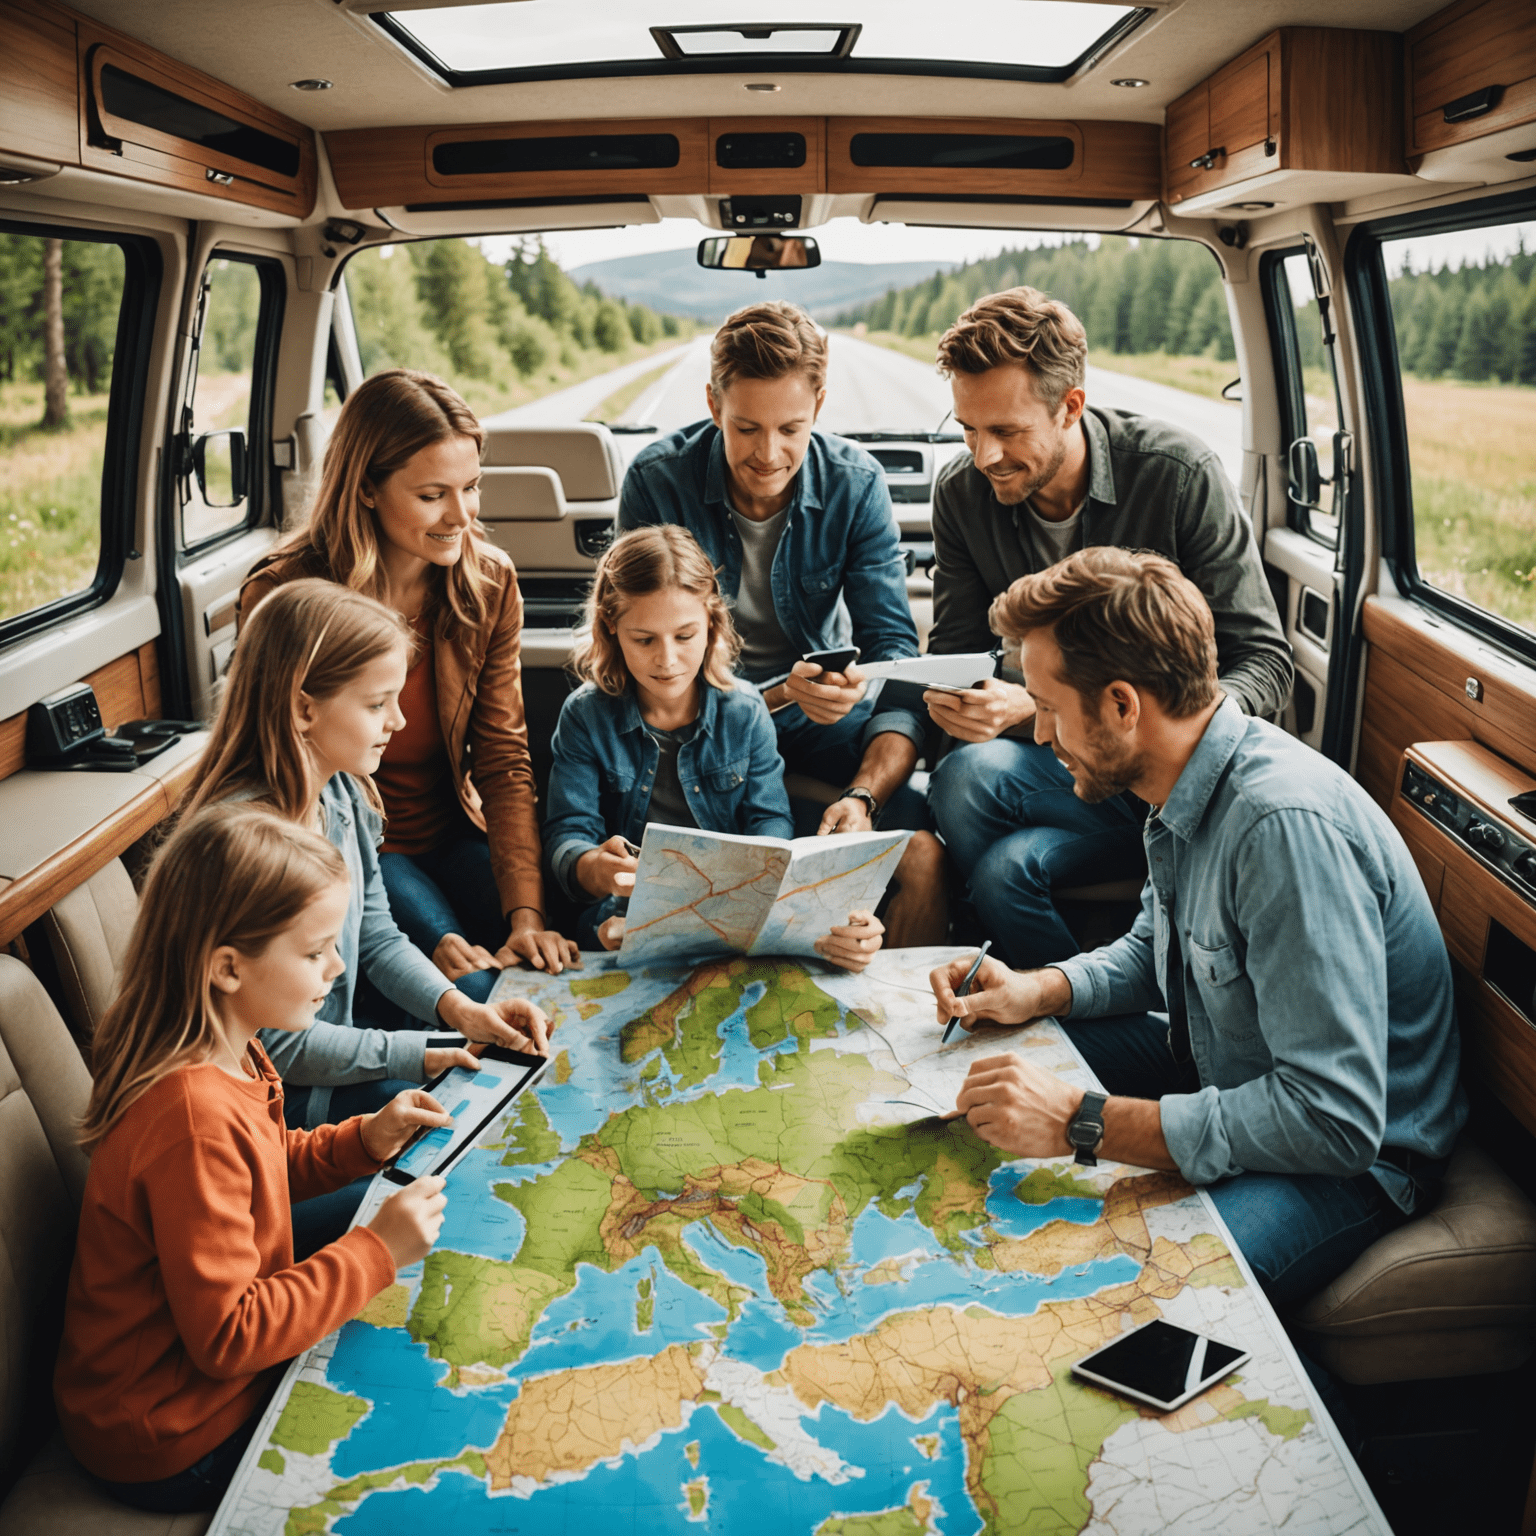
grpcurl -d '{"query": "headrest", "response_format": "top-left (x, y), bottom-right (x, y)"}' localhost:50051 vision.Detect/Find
top-left (482, 423), bottom-right (621, 501)
top-left (478, 465), bottom-right (566, 523)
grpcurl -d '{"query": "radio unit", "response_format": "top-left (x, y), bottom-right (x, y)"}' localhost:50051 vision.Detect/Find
top-left (1401, 753), bottom-right (1536, 901)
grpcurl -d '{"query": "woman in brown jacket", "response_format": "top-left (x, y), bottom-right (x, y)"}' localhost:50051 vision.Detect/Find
top-left (241, 370), bottom-right (578, 1000)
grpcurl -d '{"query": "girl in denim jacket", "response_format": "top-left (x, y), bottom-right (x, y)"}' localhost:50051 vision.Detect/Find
top-left (545, 526), bottom-right (884, 970)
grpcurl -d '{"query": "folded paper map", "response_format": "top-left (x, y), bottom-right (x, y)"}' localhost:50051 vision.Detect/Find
top-left (619, 825), bottom-right (911, 962)
top-left (857, 652), bottom-right (996, 689)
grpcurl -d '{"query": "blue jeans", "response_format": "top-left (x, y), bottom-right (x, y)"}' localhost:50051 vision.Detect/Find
top-left (1062, 1012), bottom-right (1412, 1310)
top-left (772, 694), bottom-right (929, 837)
top-left (288, 1078), bottom-right (409, 1261)
top-left (95, 1398), bottom-right (268, 1513)
top-left (930, 737), bottom-right (1146, 968)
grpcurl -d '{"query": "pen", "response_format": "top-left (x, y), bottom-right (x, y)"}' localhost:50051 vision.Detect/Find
top-left (620, 839), bottom-right (642, 858)
top-left (941, 940), bottom-right (992, 1044)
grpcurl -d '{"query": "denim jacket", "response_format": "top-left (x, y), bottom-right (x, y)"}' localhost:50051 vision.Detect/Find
top-left (617, 420), bottom-right (924, 749)
top-left (1057, 698), bottom-right (1466, 1211)
top-left (258, 773), bottom-right (453, 1127)
top-left (544, 680), bottom-right (794, 913)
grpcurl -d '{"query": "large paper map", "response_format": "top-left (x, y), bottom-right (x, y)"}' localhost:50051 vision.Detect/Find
top-left (213, 950), bottom-right (1388, 1536)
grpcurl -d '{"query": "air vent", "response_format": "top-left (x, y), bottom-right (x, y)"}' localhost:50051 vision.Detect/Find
top-left (849, 133), bottom-right (1075, 172)
top-left (716, 132), bottom-right (806, 170)
top-left (97, 63), bottom-right (300, 178)
top-left (432, 134), bottom-right (681, 178)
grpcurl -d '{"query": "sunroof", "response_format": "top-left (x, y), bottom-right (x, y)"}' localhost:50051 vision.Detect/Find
top-left (375, 2), bottom-right (1146, 87)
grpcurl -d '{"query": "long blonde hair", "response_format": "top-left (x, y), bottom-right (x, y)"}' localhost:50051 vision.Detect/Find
top-left (79, 804), bottom-right (346, 1152)
top-left (259, 368), bottom-right (493, 642)
top-left (184, 578), bottom-right (412, 823)
top-left (571, 526), bottom-right (739, 697)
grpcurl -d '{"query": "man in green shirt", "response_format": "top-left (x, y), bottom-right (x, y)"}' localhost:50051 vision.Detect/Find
top-left (924, 286), bottom-right (1292, 967)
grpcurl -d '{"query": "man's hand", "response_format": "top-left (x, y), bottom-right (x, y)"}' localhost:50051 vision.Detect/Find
top-left (929, 956), bottom-right (1069, 1029)
top-left (817, 796), bottom-right (873, 835)
top-left (432, 932), bottom-right (496, 982)
top-left (359, 1087), bottom-right (454, 1163)
top-left (785, 660), bottom-right (868, 725)
top-left (952, 1052), bottom-right (1082, 1158)
top-left (575, 836), bottom-right (639, 899)
top-left (367, 1175), bottom-right (448, 1269)
top-left (437, 989), bottom-right (552, 1054)
top-left (815, 910), bottom-right (884, 972)
top-left (597, 914), bottom-right (626, 951)
top-left (494, 908), bottom-right (581, 974)
top-left (422, 1043), bottom-right (483, 1078)
top-left (924, 678), bottom-right (1034, 744)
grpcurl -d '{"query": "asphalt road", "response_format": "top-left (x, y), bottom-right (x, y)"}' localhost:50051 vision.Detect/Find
top-left (494, 331), bottom-right (1245, 487)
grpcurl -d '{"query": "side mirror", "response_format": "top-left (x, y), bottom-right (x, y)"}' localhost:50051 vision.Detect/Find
top-left (697, 234), bottom-right (821, 277)
top-left (1286, 436), bottom-right (1322, 510)
top-left (192, 429), bottom-right (248, 508)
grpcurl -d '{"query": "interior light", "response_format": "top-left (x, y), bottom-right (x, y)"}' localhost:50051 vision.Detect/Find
top-left (289, 78), bottom-right (333, 91)
top-left (1110, 77), bottom-right (1150, 88)
top-left (744, 82), bottom-right (782, 92)
top-left (1235, 201), bottom-right (1276, 211)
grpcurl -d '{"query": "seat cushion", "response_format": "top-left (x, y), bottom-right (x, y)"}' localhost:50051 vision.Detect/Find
top-left (481, 423), bottom-right (622, 501)
top-left (0, 1435), bottom-right (212, 1536)
top-left (43, 857), bottom-right (138, 1051)
top-left (1296, 1141), bottom-right (1536, 1384)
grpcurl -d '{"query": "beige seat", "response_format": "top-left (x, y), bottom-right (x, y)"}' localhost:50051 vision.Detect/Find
top-left (0, 957), bottom-right (211, 1535)
top-left (1296, 1141), bottom-right (1536, 1384)
top-left (481, 423), bottom-right (624, 503)
top-left (41, 858), bottom-right (137, 1054)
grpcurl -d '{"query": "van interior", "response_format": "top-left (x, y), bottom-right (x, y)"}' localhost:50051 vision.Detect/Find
top-left (2, 0), bottom-right (1536, 1529)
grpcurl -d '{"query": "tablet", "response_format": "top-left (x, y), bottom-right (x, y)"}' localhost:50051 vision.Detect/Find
top-left (1071, 1318), bottom-right (1250, 1413)
top-left (380, 1045), bottom-right (547, 1186)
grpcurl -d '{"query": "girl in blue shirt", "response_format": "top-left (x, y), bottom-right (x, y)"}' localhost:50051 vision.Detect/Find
top-left (545, 526), bottom-right (884, 969)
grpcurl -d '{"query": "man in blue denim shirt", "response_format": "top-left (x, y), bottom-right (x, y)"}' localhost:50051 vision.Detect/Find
top-left (617, 303), bottom-right (927, 842)
top-left (933, 547), bottom-right (1465, 1311)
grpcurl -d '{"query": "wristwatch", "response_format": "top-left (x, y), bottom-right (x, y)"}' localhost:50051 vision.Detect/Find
top-left (838, 785), bottom-right (880, 822)
top-left (1066, 1090), bottom-right (1108, 1167)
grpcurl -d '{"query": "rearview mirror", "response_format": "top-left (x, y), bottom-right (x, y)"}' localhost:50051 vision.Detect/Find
top-left (697, 235), bottom-right (821, 277)
top-left (192, 429), bottom-right (248, 508)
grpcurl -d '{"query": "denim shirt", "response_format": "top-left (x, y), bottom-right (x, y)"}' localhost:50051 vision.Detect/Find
top-left (1057, 698), bottom-right (1466, 1210)
top-left (258, 773), bottom-right (452, 1127)
top-left (617, 420), bottom-right (923, 750)
top-left (544, 679), bottom-right (794, 904)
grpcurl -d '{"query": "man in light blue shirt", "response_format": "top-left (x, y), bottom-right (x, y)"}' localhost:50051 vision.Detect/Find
top-left (931, 546), bottom-right (1465, 1308)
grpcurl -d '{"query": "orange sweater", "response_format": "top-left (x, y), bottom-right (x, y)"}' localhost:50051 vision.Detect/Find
top-left (55, 1044), bottom-right (396, 1483)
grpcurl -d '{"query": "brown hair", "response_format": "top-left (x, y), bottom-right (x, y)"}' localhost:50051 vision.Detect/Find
top-left (571, 526), bottom-right (739, 697)
top-left (260, 368), bottom-right (493, 642)
top-left (935, 285), bottom-right (1088, 412)
top-left (184, 578), bottom-right (412, 822)
top-left (709, 300), bottom-right (827, 402)
top-left (79, 803), bottom-right (346, 1152)
top-left (989, 546), bottom-right (1218, 717)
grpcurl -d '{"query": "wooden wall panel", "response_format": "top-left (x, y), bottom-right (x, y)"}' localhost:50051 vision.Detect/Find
top-left (0, 0), bottom-right (79, 166)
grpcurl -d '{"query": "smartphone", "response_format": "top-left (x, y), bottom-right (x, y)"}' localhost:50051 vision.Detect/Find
top-left (381, 1045), bottom-right (546, 1186)
top-left (801, 646), bottom-right (860, 675)
top-left (1071, 1318), bottom-right (1250, 1412)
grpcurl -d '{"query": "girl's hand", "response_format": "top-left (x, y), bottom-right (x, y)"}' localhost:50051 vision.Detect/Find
top-left (815, 909), bottom-right (884, 973)
top-left (575, 836), bottom-right (640, 898)
top-left (432, 932), bottom-right (496, 982)
top-left (368, 1175), bottom-right (447, 1269)
top-left (360, 1087), bottom-right (454, 1163)
top-left (437, 990), bottom-right (552, 1054)
top-left (422, 1044), bottom-right (483, 1078)
top-left (597, 915), bottom-right (626, 951)
top-left (495, 909), bottom-right (582, 975)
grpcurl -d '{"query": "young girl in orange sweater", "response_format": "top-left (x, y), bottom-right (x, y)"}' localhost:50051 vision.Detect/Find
top-left (55, 803), bottom-right (454, 1515)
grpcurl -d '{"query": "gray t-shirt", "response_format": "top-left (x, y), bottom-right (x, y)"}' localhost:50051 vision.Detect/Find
top-left (1023, 496), bottom-right (1086, 570)
top-left (730, 506), bottom-right (799, 680)
top-left (644, 722), bottom-right (700, 831)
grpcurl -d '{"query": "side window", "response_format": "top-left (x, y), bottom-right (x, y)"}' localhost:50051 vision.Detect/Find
top-left (0, 224), bottom-right (155, 640)
top-left (1266, 247), bottom-right (1345, 547)
top-left (1374, 212), bottom-right (1536, 639)
top-left (178, 254), bottom-right (283, 550)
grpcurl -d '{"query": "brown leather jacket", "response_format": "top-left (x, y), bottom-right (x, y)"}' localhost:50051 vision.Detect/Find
top-left (239, 542), bottom-right (546, 923)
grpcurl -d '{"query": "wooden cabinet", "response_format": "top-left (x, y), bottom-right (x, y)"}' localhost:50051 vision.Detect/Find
top-left (0, 0), bottom-right (79, 170)
top-left (1164, 28), bottom-right (1402, 214)
top-left (1406, 0), bottom-right (1536, 157)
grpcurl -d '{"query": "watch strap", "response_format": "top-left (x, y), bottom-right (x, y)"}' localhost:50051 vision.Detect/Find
top-left (1068, 1089), bottom-right (1108, 1167)
top-left (839, 785), bottom-right (880, 820)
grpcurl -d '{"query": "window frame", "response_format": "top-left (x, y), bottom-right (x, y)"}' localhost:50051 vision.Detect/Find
top-left (0, 220), bottom-right (161, 650)
top-left (177, 251), bottom-right (286, 558)
top-left (1348, 188), bottom-right (1536, 665)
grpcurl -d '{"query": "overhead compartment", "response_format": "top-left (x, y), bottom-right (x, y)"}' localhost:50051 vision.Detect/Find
top-left (76, 15), bottom-right (316, 218)
top-left (707, 117), bottom-right (824, 195)
top-left (0, 0), bottom-right (79, 174)
top-left (1162, 28), bottom-right (1405, 216)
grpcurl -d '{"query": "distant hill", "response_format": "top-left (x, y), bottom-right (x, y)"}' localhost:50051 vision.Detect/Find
top-left (570, 249), bottom-right (954, 322)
